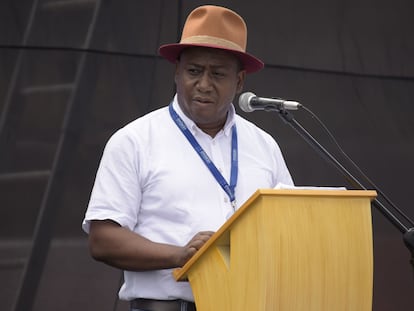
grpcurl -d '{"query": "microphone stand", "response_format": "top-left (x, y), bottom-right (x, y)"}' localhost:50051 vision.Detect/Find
top-left (273, 107), bottom-right (414, 276)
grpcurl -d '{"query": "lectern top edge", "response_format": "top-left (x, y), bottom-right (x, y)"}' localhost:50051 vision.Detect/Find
top-left (257, 188), bottom-right (377, 198)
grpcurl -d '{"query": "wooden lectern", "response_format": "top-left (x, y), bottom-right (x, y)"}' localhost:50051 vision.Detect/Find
top-left (173, 189), bottom-right (376, 311)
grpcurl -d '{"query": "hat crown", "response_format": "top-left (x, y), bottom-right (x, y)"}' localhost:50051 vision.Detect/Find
top-left (180, 5), bottom-right (247, 52)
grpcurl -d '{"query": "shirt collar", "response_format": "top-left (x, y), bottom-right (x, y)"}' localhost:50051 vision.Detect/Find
top-left (172, 94), bottom-right (236, 137)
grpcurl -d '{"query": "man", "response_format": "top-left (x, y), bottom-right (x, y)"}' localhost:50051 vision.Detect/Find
top-left (82, 5), bottom-right (294, 311)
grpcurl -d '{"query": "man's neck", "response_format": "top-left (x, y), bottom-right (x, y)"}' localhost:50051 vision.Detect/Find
top-left (197, 122), bottom-right (225, 138)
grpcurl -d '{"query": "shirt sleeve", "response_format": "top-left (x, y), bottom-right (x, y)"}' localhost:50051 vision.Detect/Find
top-left (82, 127), bottom-right (142, 233)
top-left (273, 140), bottom-right (294, 186)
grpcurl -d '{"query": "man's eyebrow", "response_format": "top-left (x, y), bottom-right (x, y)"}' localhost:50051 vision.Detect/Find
top-left (186, 62), bottom-right (203, 67)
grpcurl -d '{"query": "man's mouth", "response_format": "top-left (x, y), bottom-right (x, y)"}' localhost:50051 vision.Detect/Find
top-left (193, 97), bottom-right (214, 104)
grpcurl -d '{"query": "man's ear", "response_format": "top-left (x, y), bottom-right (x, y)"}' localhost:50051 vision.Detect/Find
top-left (174, 62), bottom-right (180, 84)
top-left (236, 70), bottom-right (247, 94)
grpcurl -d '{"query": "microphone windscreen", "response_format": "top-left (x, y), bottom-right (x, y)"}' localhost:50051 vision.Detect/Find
top-left (238, 92), bottom-right (255, 112)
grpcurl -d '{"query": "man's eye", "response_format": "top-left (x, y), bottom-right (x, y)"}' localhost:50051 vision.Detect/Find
top-left (188, 68), bottom-right (201, 75)
top-left (213, 72), bottom-right (225, 77)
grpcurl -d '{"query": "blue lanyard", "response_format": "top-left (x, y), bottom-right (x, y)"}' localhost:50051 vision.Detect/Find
top-left (169, 103), bottom-right (238, 209)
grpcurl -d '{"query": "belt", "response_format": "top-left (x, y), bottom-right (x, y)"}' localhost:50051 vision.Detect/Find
top-left (130, 298), bottom-right (196, 311)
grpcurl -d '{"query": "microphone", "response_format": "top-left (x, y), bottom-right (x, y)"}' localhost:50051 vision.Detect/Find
top-left (238, 92), bottom-right (301, 112)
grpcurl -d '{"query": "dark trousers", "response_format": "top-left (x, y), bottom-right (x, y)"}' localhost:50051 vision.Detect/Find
top-left (130, 298), bottom-right (196, 311)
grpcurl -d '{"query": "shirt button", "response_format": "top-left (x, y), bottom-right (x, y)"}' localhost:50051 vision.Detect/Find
top-left (224, 197), bottom-right (228, 203)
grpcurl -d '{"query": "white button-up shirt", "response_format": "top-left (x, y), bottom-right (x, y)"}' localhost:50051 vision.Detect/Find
top-left (82, 95), bottom-right (293, 301)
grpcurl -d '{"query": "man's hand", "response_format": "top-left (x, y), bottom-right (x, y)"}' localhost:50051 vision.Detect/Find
top-left (178, 231), bottom-right (215, 266)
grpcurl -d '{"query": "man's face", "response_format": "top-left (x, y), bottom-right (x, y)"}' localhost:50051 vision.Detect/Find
top-left (175, 47), bottom-right (246, 134)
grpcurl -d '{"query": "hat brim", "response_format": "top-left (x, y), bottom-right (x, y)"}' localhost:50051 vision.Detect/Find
top-left (159, 43), bottom-right (264, 74)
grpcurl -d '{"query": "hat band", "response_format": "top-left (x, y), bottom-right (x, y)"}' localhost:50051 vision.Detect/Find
top-left (180, 35), bottom-right (244, 52)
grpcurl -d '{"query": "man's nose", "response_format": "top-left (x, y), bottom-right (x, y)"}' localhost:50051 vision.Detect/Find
top-left (197, 72), bottom-right (213, 90)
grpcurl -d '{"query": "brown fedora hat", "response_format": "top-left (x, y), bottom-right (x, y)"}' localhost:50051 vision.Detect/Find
top-left (159, 5), bottom-right (264, 73)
